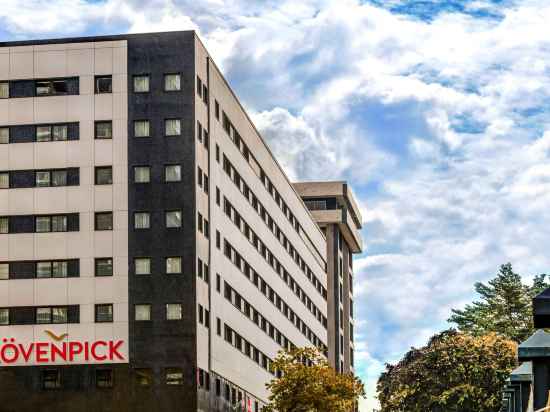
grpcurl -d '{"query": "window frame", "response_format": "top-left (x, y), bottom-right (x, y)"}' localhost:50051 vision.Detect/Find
top-left (134, 212), bottom-right (151, 230)
top-left (165, 210), bottom-right (182, 229)
top-left (134, 120), bottom-right (151, 138)
top-left (166, 303), bottom-right (183, 320)
top-left (164, 118), bottom-right (181, 137)
top-left (95, 75), bottom-right (113, 94)
top-left (95, 121), bottom-right (113, 140)
top-left (95, 258), bottom-right (113, 277)
top-left (95, 212), bottom-right (113, 231)
top-left (134, 257), bottom-right (152, 275)
top-left (96, 369), bottom-right (114, 389)
top-left (135, 304), bottom-right (151, 321)
top-left (95, 303), bottom-right (114, 323)
top-left (165, 257), bottom-right (182, 274)
top-left (133, 74), bottom-right (150, 93)
top-left (94, 166), bottom-right (113, 185)
top-left (133, 166), bottom-right (151, 184)
top-left (164, 164), bottom-right (181, 182)
top-left (164, 73), bottom-right (181, 92)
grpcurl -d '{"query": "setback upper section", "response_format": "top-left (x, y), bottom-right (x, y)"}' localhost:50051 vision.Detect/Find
top-left (293, 181), bottom-right (363, 253)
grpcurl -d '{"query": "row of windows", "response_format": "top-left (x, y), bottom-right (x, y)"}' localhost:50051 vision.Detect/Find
top-left (132, 256), bottom-right (183, 275)
top-left (222, 196), bottom-right (326, 327)
top-left (0, 122), bottom-right (79, 144)
top-left (197, 257), bottom-right (209, 283)
top-left (132, 210), bottom-right (183, 230)
top-left (221, 155), bottom-right (327, 300)
top-left (35, 367), bottom-right (186, 391)
top-left (196, 75), bottom-right (208, 105)
top-left (0, 168), bottom-right (80, 189)
top-left (0, 77), bottom-right (79, 99)
top-left (210, 371), bottom-right (263, 411)
top-left (132, 119), bottom-right (182, 138)
top-left (0, 259), bottom-right (80, 280)
top-left (223, 280), bottom-right (298, 353)
top-left (221, 322), bottom-right (276, 376)
top-left (0, 213), bottom-right (79, 234)
top-left (133, 164), bottom-right (182, 183)
top-left (133, 303), bottom-right (184, 321)
top-left (222, 238), bottom-right (327, 349)
top-left (220, 110), bottom-right (303, 237)
top-left (0, 305), bottom-right (82, 325)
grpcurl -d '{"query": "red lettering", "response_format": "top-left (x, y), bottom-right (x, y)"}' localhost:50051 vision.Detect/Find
top-left (1, 343), bottom-right (19, 364)
top-left (36, 342), bottom-right (48, 363)
top-left (84, 342), bottom-right (89, 361)
top-left (109, 340), bottom-right (124, 361)
top-left (18, 343), bottom-right (34, 362)
top-left (51, 343), bottom-right (67, 362)
top-left (91, 341), bottom-right (107, 361)
top-left (69, 342), bottom-right (83, 361)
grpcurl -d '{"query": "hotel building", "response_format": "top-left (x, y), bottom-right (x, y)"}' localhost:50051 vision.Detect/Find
top-left (0, 32), bottom-right (363, 412)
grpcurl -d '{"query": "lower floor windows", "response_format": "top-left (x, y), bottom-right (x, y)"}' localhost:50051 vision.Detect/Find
top-left (135, 368), bottom-right (153, 386)
top-left (42, 369), bottom-right (62, 390)
top-left (166, 257), bottom-right (182, 274)
top-left (165, 368), bottom-right (184, 385)
top-left (37, 306), bottom-right (68, 324)
top-left (166, 303), bottom-right (182, 320)
top-left (96, 369), bottom-right (113, 388)
top-left (135, 304), bottom-right (151, 321)
top-left (0, 305), bottom-right (79, 325)
top-left (95, 258), bottom-right (113, 277)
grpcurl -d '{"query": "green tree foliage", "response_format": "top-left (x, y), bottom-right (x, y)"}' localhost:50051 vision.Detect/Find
top-left (377, 330), bottom-right (517, 412)
top-left (448, 263), bottom-right (549, 343)
top-left (263, 347), bottom-right (365, 412)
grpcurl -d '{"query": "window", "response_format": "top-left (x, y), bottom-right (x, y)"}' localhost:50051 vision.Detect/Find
top-left (36, 215), bottom-right (67, 233)
top-left (165, 368), bottom-right (184, 385)
top-left (95, 304), bottom-right (113, 322)
top-left (135, 258), bottom-right (151, 275)
top-left (95, 167), bottom-right (113, 185)
top-left (134, 120), bottom-right (150, 138)
top-left (36, 126), bottom-right (52, 142)
top-left (0, 308), bottom-right (9, 324)
top-left (215, 100), bottom-right (220, 120)
top-left (135, 369), bottom-right (153, 386)
top-left (0, 172), bottom-right (8, 189)
top-left (134, 166), bottom-right (150, 183)
top-left (134, 212), bottom-right (150, 229)
top-left (166, 257), bottom-right (181, 274)
top-left (165, 165), bottom-right (181, 182)
top-left (196, 76), bottom-right (202, 96)
top-left (0, 82), bottom-right (8, 99)
top-left (95, 258), bottom-right (113, 277)
top-left (95, 76), bottom-right (112, 94)
top-left (42, 370), bottom-right (61, 389)
top-left (165, 210), bottom-right (182, 228)
top-left (36, 79), bottom-right (69, 96)
top-left (37, 261), bottom-right (68, 278)
top-left (36, 171), bottom-right (51, 187)
top-left (135, 304), bottom-right (151, 321)
top-left (165, 119), bottom-right (181, 136)
top-left (95, 212), bottom-right (113, 231)
top-left (95, 121), bottom-right (112, 139)
top-left (52, 307), bottom-right (68, 323)
top-left (166, 304), bottom-right (182, 320)
top-left (96, 369), bottom-right (113, 388)
top-left (133, 75), bottom-right (150, 93)
top-left (36, 307), bottom-right (51, 324)
top-left (0, 127), bottom-right (8, 144)
top-left (0, 263), bottom-right (8, 280)
top-left (52, 125), bottom-right (68, 141)
top-left (0, 217), bottom-right (8, 234)
top-left (164, 74), bottom-right (181, 91)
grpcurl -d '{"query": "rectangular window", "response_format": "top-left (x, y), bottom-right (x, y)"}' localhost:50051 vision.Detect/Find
top-left (36, 171), bottom-right (51, 187)
top-left (36, 125), bottom-right (52, 142)
top-left (0, 173), bottom-right (8, 189)
top-left (196, 76), bottom-right (202, 96)
top-left (0, 82), bottom-right (9, 99)
top-left (166, 304), bottom-right (182, 320)
top-left (51, 170), bottom-right (67, 187)
top-left (165, 210), bottom-right (182, 228)
top-left (52, 307), bottom-right (68, 323)
top-left (135, 304), bottom-right (151, 321)
top-left (165, 165), bottom-right (181, 182)
top-left (165, 119), bottom-right (181, 136)
top-left (36, 79), bottom-right (69, 96)
top-left (0, 127), bottom-right (8, 144)
top-left (135, 258), bottom-right (151, 275)
top-left (166, 257), bottom-right (181, 274)
top-left (166, 368), bottom-right (184, 385)
top-left (134, 120), bottom-right (150, 138)
top-left (164, 74), bottom-right (181, 91)
top-left (0, 217), bottom-right (7, 234)
top-left (42, 370), bottom-right (61, 389)
top-left (95, 304), bottom-right (113, 322)
top-left (133, 75), bottom-right (150, 93)
top-left (95, 76), bottom-right (112, 94)
top-left (96, 369), bottom-right (113, 388)
top-left (95, 167), bottom-right (113, 185)
top-left (0, 263), bottom-right (8, 280)
top-left (52, 125), bottom-right (68, 141)
top-left (95, 212), bottom-right (113, 231)
top-left (36, 307), bottom-right (52, 324)
top-left (51, 215), bottom-right (67, 232)
top-left (134, 166), bottom-right (150, 183)
top-left (95, 258), bottom-right (113, 277)
top-left (136, 369), bottom-right (153, 386)
top-left (134, 212), bottom-right (150, 229)
top-left (95, 121), bottom-right (112, 139)
top-left (0, 308), bottom-right (8, 324)
top-left (215, 100), bottom-right (220, 119)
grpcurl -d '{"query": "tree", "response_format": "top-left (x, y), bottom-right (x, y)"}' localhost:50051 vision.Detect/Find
top-left (448, 263), bottom-right (549, 343)
top-left (263, 347), bottom-right (365, 412)
top-left (377, 330), bottom-right (517, 412)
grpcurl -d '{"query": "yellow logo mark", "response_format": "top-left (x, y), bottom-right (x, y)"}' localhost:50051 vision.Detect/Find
top-left (44, 330), bottom-right (68, 342)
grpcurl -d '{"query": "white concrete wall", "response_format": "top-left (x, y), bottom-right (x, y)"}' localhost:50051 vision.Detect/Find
top-left (0, 41), bottom-right (129, 366)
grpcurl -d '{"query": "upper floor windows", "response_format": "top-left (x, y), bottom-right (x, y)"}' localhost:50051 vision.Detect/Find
top-left (0, 259), bottom-right (79, 280)
top-left (164, 74), bottom-right (181, 91)
top-left (95, 75), bottom-right (112, 94)
top-left (134, 120), bottom-right (150, 138)
top-left (165, 119), bottom-right (181, 136)
top-left (95, 121), bottom-right (112, 139)
top-left (0, 213), bottom-right (79, 234)
top-left (0, 122), bottom-right (79, 144)
top-left (0, 77), bottom-right (79, 99)
top-left (0, 168), bottom-right (79, 189)
top-left (134, 166), bottom-right (151, 183)
top-left (133, 75), bottom-right (150, 93)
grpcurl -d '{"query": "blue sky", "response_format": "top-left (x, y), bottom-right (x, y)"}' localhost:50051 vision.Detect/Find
top-left (3, 0), bottom-right (550, 410)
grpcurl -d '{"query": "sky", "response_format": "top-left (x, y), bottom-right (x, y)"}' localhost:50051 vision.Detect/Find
top-left (3, 0), bottom-right (550, 410)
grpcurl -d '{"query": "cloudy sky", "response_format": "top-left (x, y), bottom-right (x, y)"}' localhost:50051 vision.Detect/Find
top-left (4, 0), bottom-right (550, 409)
